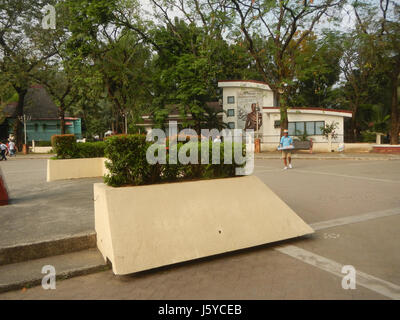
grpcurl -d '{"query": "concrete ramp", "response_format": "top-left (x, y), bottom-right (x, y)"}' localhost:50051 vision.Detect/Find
top-left (0, 167), bottom-right (8, 206)
top-left (94, 175), bottom-right (314, 275)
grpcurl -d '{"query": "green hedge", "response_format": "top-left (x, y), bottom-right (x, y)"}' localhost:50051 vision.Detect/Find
top-left (104, 134), bottom-right (245, 187)
top-left (51, 135), bottom-right (76, 159)
top-left (51, 134), bottom-right (106, 159)
top-left (75, 142), bottom-right (106, 158)
top-left (30, 141), bottom-right (52, 147)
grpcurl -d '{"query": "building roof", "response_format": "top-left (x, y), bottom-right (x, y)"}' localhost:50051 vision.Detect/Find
top-left (218, 80), bottom-right (272, 91)
top-left (1, 85), bottom-right (77, 120)
top-left (218, 79), bottom-right (270, 86)
top-left (263, 107), bottom-right (353, 117)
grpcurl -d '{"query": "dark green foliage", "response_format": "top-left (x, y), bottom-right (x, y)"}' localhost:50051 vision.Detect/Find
top-left (103, 135), bottom-right (244, 188)
top-left (74, 142), bottom-right (106, 158)
top-left (30, 141), bottom-right (52, 147)
top-left (51, 134), bottom-right (76, 159)
top-left (51, 134), bottom-right (105, 159)
top-left (104, 135), bottom-right (154, 187)
top-left (361, 131), bottom-right (376, 143)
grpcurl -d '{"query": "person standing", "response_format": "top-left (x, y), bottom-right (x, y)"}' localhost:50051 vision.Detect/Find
top-left (8, 140), bottom-right (16, 157)
top-left (0, 142), bottom-right (7, 161)
top-left (280, 129), bottom-right (293, 170)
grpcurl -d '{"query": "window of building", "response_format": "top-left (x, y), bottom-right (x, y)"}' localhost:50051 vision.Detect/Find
top-left (227, 96), bottom-right (235, 104)
top-left (306, 122), bottom-right (315, 135)
top-left (315, 121), bottom-right (325, 135)
top-left (274, 120), bottom-right (281, 128)
top-left (228, 122), bottom-right (235, 129)
top-left (295, 122), bottom-right (305, 135)
top-left (288, 121), bottom-right (325, 136)
top-left (227, 109), bottom-right (235, 117)
top-left (288, 122), bottom-right (296, 135)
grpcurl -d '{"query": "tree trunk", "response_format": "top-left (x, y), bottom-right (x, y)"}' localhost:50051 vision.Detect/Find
top-left (278, 93), bottom-right (288, 136)
top-left (390, 74), bottom-right (399, 145)
top-left (350, 103), bottom-right (359, 143)
top-left (14, 88), bottom-right (28, 150)
top-left (351, 114), bottom-right (358, 143)
top-left (60, 108), bottom-right (66, 135)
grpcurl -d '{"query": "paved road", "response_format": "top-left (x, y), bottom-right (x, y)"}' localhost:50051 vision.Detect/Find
top-left (0, 157), bottom-right (399, 299)
top-left (0, 159), bottom-right (99, 247)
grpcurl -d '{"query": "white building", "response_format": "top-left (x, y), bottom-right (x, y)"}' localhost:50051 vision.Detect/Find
top-left (218, 80), bottom-right (352, 152)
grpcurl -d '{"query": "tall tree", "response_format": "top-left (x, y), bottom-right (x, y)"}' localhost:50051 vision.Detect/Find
top-left (0, 0), bottom-right (60, 148)
top-left (218, 0), bottom-right (345, 133)
top-left (352, 0), bottom-right (400, 144)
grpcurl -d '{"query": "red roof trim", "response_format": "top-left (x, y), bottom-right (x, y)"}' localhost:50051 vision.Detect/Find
top-left (263, 107), bottom-right (353, 114)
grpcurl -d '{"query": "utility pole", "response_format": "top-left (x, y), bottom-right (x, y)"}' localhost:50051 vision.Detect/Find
top-left (18, 114), bottom-right (31, 151)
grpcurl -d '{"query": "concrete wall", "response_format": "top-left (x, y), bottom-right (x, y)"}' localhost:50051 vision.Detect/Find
top-left (219, 81), bottom-right (274, 129)
top-left (30, 146), bottom-right (53, 154)
top-left (94, 175), bottom-right (313, 275)
top-left (47, 158), bottom-right (108, 182)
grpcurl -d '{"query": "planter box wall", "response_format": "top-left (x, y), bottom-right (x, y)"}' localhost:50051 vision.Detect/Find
top-left (94, 175), bottom-right (314, 275)
top-left (47, 158), bottom-right (109, 182)
top-left (372, 145), bottom-right (400, 153)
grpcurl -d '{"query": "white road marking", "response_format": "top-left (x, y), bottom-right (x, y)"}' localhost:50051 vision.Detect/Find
top-left (275, 245), bottom-right (400, 300)
top-left (293, 169), bottom-right (400, 184)
top-left (311, 207), bottom-right (400, 231)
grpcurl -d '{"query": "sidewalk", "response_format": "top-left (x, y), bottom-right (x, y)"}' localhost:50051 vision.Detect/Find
top-left (255, 152), bottom-right (400, 161)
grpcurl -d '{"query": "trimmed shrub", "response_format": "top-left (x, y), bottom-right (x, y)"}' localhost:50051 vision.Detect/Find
top-left (75, 142), bottom-right (106, 158)
top-left (30, 141), bottom-right (52, 147)
top-left (104, 134), bottom-right (245, 187)
top-left (51, 134), bottom-right (106, 159)
top-left (51, 134), bottom-right (76, 159)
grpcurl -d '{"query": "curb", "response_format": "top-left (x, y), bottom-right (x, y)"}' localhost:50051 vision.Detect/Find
top-left (0, 232), bottom-right (97, 266)
top-left (255, 155), bottom-right (400, 161)
top-left (0, 263), bottom-right (110, 294)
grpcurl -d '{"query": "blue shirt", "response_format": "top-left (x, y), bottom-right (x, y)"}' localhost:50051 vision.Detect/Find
top-left (280, 136), bottom-right (293, 148)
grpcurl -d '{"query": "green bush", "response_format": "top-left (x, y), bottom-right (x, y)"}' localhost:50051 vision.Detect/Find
top-left (51, 134), bottom-right (76, 159)
top-left (30, 141), bottom-right (52, 147)
top-left (75, 142), bottom-right (106, 158)
top-left (51, 134), bottom-right (106, 159)
top-left (104, 135), bottom-right (245, 187)
top-left (361, 131), bottom-right (376, 143)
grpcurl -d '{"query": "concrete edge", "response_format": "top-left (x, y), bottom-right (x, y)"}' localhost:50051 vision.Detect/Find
top-left (0, 263), bottom-right (110, 294)
top-left (255, 155), bottom-right (400, 161)
top-left (0, 232), bottom-right (97, 266)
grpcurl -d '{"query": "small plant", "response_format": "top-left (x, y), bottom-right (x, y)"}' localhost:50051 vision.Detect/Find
top-left (294, 129), bottom-right (310, 141)
top-left (361, 130), bottom-right (377, 143)
top-left (320, 122), bottom-right (339, 140)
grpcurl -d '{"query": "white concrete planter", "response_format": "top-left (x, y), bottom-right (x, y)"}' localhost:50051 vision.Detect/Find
top-left (47, 158), bottom-right (108, 182)
top-left (94, 175), bottom-right (313, 275)
top-left (30, 146), bottom-right (53, 154)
